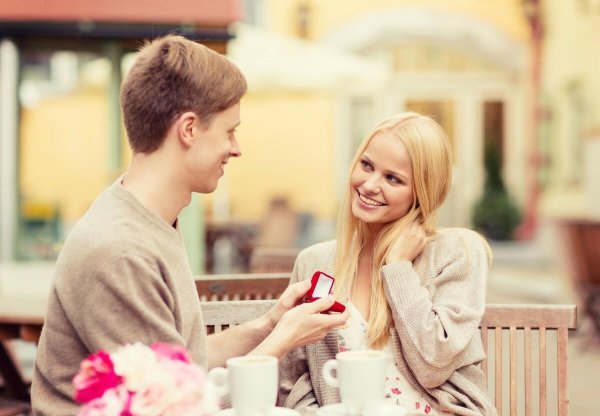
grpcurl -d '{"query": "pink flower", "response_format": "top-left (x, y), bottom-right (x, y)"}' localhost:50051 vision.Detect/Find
top-left (76, 385), bottom-right (132, 416)
top-left (425, 404), bottom-right (431, 414)
top-left (73, 351), bottom-right (123, 403)
top-left (74, 343), bottom-right (218, 415)
top-left (151, 342), bottom-right (192, 363)
top-left (391, 387), bottom-right (401, 395)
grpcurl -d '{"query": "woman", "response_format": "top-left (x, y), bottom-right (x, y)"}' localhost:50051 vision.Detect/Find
top-left (279, 112), bottom-right (496, 415)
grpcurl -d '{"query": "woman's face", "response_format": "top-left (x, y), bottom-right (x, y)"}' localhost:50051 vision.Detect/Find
top-left (350, 131), bottom-right (415, 231)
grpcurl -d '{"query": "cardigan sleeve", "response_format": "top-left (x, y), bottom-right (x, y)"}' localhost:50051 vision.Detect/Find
top-left (382, 229), bottom-right (489, 388)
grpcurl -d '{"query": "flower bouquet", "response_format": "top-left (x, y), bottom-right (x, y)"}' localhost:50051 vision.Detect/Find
top-left (73, 342), bottom-right (219, 416)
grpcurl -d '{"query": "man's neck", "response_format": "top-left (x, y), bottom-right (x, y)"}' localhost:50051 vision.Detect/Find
top-left (122, 154), bottom-right (191, 226)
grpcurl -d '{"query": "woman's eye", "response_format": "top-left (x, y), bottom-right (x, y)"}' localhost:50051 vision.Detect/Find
top-left (360, 160), bottom-right (372, 170)
top-left (387, 175), bottom-right (402, 185)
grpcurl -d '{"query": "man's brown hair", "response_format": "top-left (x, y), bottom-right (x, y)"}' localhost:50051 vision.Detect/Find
top-left (120, 35), bottom-right (247, 153)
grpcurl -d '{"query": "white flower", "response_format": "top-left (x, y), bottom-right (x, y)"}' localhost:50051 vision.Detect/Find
top-left (111, 342), bottom-right (159, 391)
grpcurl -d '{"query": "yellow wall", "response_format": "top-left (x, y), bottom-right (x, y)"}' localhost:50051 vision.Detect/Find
top-left (204, 91), bottom-right (337, 220)
top-left (19, 88), bottom-right (112, 223)
top-left (267, 0), bottom-right (529, 42)
top-left (544, 1), bottom-right (600, 126)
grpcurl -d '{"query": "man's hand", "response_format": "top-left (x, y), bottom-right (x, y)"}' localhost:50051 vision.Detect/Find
top-left (385, 220), bottom-right (426, 264)
top-left (264, 280), bottom-right (312, 330)
top-left (251, 295), bottom-right (349, 358)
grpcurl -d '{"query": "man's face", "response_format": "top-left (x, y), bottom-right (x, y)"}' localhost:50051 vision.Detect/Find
top-left (186, 102), bottom-right (241, 193)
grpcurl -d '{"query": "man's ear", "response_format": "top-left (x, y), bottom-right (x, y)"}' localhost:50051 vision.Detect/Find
top-left (177, 111), bottom-right (199, 148)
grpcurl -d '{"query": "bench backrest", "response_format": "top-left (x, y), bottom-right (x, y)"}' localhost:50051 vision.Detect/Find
top-left (200, 300), bottom-right (275, 334)
top-left (480, 304), bottom-right (576, 416)
top-left (200, 301), bottom-right (577, 416)
top-left (195, 273), bottom-right (290, 301)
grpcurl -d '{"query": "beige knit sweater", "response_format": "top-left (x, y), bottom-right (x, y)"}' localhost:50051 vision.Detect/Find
top-left (279, 229), bottom-right (497, 416)
top-left (31, 181), bottom-right (207, 416)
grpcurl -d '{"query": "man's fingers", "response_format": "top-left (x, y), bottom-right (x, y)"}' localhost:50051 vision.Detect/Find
top-left (280, 280), bottom-right (311, 307)
top-left (304, 295), bottom-right (336, 314)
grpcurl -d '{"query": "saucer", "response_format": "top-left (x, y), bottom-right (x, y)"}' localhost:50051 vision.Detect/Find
top-left (218, 407), bottom-right (300, 416)
top-left (315, 403), bottom-right (406, 416)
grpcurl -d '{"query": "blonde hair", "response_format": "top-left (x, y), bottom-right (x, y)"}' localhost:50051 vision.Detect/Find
top-left (121, 35), bottom-right (247, 153)
top-left (334, 112), bottom-right (453, 348)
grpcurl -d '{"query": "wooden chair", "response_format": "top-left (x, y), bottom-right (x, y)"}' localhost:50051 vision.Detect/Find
top-left (200, 301), bottom-right (577, 416)
top-left (555, 219), bottom-right (600, 339)
top-left (480, 304), bottom-right (577, 416)
top-left (249, 247), bottom-right (299, 273)
top-left (195, 273), bottom-right (290, 301)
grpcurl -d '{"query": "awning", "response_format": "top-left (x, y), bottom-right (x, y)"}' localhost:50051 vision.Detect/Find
top-left (227, 23), bottom-right (390, 93)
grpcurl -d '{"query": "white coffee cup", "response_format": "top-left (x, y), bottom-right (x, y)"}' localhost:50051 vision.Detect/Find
top-left (208, 355), bottom-right (278, 416)
top-left (322, 350), bottom-right (388, 416)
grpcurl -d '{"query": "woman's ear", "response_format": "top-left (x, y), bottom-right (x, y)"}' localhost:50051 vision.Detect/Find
top-left (177, 111), bottom-right (199, 147)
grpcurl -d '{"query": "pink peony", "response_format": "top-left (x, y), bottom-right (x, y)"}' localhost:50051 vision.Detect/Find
top-left (151, 342), bottom-right (192, 363)
top-left (73, 343), bottom-right (218, 415)
top-left (76, 385), bottom-right (132, 416)
top-left (73, 351), bottom-right (123, 403)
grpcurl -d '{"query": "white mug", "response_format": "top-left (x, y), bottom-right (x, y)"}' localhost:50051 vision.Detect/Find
top-left (208, 355), bottom-right (278, 416)
top-left (322, 350), bottom-right (388, 416)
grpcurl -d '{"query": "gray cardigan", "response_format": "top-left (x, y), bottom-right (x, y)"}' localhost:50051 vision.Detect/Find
top-left (279, 229), bottom-right (497, 416)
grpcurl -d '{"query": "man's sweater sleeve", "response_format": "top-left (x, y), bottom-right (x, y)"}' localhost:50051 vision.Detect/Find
top-left (382, 229), bottom-right (489, 388)
top-left (58, 252), bottom-right (187, 354)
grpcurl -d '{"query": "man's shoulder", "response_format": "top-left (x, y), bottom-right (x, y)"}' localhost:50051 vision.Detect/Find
top-left (55, 197), bottom-right (158, 282)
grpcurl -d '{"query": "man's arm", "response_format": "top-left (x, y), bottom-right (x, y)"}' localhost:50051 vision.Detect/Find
top-left (206, 312), bottom-right (275, 368)
top-left (206, 281), bottom-right (348, 368)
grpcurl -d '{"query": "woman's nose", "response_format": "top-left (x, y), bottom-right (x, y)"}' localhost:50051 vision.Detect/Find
top-left (362, 175), bottom-right (381, 193)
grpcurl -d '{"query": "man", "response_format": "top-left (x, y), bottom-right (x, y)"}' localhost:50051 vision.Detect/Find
top-left (31, 35), bottom-right (348, 415)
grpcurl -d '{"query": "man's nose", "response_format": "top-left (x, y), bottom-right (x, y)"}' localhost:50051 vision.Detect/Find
top-left (230, 137), bottom-right (242, 157)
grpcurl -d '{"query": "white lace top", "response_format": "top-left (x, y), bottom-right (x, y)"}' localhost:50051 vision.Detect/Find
top-left (337, 302), bottom-right (441, 415)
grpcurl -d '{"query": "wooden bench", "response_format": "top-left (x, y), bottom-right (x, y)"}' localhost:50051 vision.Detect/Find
top-left (201, 301), bottom-right (577, 416)
top-left (480, 304), bottom-right (576, 416)
top-left (200, 300), bottom-right (275, 334)
top-left (195, 273), bottom-right (290, 301)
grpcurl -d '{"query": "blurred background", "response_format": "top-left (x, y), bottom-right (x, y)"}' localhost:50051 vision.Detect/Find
top-left (1, 0), bottom-right (599, 414)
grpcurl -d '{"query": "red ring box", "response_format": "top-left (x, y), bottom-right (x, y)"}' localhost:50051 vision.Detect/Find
top-left (305, 271), bottom-right (346, 313)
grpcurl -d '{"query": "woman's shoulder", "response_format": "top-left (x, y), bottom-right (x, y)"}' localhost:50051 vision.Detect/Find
top-left (292, 240), bottom-right (337, 280)
top-left (297, 240), bottom-right (337, 261)
top-left (430, 228), bottom-right (491, 258)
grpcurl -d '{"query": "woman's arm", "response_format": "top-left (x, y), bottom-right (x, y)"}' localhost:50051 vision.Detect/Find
top-left (383, 229), bottom-right (489, 388)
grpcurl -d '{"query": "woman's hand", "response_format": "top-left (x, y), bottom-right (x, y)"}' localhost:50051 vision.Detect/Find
top-left (385, 220), bottom-right (426, 264)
